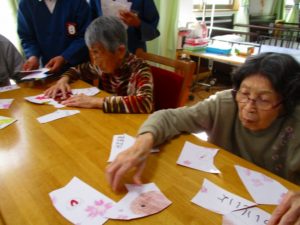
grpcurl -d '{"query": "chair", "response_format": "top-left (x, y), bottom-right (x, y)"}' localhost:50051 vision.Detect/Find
top-left (136, 49), bottom-right (196, 111)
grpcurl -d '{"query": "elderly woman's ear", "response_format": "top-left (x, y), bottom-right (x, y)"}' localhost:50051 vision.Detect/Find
top-left (116, 44), bottom-right (127, 59)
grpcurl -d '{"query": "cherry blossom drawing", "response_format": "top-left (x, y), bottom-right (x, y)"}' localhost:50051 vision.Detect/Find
top-left (85, 199), bottom-right (113, 218)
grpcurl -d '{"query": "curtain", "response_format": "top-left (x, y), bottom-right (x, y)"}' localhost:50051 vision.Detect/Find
top-left (271, 0), bottom-right (286, 20)
top-left (147, 0), bottom-right (180, 58)
top-left (1, 0), bottom-right (21, 51)
top-left (8, 0), bottom-right (18, 16)
top-left (286, 0), bottom-right (300, 23)
top-left (233, 0), bottom-right (250, 34)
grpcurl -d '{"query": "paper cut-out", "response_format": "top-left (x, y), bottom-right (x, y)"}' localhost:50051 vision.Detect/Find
top-left (0, 84), bottom-right (20, 93)
top-left (25, 94), bottom-right (65, 108)
top-left (235, 165), bottom-right (288, 205)
top-left (0, 116), bottom-right (17, 129)
top-left (0, 99), bottom-right (14, 109)
top-left (108, 134), bottom-right (159, 162)
top-left (104, 183), bottom-right (171, 220)
top-left (223, 207), bottom-right (271, 225)
top-left (71, 87), bottom-right (100, 96)
top-left (20, 68), bottom-right (51, 80)
top-left (191, 179), bottom-right (256, 215)
top-left (177, 141), bottom-right (220, 173)
top-left (25, 88), bottom-right (100, 109)
top-left (49, 177), bottom-right (115, 225)
top-left (37, 110), bottom-right (80, 123)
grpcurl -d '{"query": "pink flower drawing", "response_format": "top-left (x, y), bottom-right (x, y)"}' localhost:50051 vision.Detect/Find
top-left (2, 104), bottom-right (10, 109)
top-left (244, 168), bottom-right (252, 176)
top-left (85, 199), bottom-right (113, 218)
top-left (201, 186), bottom-right (208, 193)
top-left (36, 95), bottom-right (47, 100)
top-left (183, 160), bottom-right (191, 165)
top-left (251, 178), bottom-right (264, 187)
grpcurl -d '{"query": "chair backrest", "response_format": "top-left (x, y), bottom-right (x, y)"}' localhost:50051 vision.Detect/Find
top-left (136, 49), bottom-right (195, 111)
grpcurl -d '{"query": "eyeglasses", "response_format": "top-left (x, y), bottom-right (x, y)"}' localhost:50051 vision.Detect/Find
top-left (232, 90), bottom-right (282, 111)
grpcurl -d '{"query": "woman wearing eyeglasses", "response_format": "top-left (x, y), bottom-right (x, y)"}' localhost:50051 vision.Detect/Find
top-left (106, 52), bottom-right (300, 224)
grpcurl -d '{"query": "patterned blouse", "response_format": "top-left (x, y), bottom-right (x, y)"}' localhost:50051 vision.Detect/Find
top-left (63, 53), bottom-right (153, 113)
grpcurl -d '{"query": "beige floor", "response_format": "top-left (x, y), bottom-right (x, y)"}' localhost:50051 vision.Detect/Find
top-left (186, 82), bottom-right (231, 106)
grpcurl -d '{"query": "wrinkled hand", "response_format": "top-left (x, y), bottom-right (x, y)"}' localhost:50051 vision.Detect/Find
top-left (61, 94), bottom-right (103, 109)
top-left (45, 56), bottom-right (66, 74)
top-left (268, 191), bottom-right (300, 225)
top-left (106, 133), bottom-right (154, 192)
top-left (23, 56), bottom-right (39, 71)
top-left (119, 10), bottom-right (141, 27)
top-left (44, 76), bottom-right (71, 99)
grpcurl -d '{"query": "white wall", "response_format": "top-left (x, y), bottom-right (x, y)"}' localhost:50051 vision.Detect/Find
top-left (178, 0), bottom-right (195, 27)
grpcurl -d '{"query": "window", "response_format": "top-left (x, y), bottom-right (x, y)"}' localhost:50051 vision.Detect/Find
top-left (0, 1), bottom-right (20, 51)
top-left (193, 0), bottom-right (238, 11)
top-left (285, 0), bottom-right (295, 5)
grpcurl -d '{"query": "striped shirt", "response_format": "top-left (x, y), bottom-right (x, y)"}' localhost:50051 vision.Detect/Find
top-left (63, 53), bottom-right (153, 113)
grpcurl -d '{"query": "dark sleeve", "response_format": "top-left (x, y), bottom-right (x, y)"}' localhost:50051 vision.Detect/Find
top-left (17, 0), bottom-right (41, 59)
top-left (133, 0), bottom-right (160, 41)
top-left (89, 0), bottom-right (103, 19)
top-left (61, 0), bottom-right (92, 65)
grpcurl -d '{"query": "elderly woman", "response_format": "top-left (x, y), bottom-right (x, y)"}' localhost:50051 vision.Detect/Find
top-left (44, 16), bottom-right (153, 113)
top-left (106, 52), bottom-right (300, 224)
top-left (0, 34), bottom-right (24, 87)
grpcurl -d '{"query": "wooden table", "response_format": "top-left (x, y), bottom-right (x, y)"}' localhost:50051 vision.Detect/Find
top-left (182, 50), bottom-right (246, 67)
top-left (180, 50), bottom-right (247, 90)
top-left (1, 80), bottom-right (299, 225)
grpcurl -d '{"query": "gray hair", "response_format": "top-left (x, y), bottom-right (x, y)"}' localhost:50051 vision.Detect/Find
top-left (84, 16), bottom-right (127, 52)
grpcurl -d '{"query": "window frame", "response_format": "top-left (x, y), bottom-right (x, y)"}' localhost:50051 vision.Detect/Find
top-left (193, 0), bottom-right (239, 11)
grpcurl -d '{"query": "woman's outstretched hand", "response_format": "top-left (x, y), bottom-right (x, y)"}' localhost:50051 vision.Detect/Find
top-left (105, 133), bottom-right (154, 192)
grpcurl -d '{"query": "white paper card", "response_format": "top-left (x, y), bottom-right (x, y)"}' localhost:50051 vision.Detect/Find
top-left (72, 87), bottom-right (100, 96)
top-left (37, 110), bottom-right (80, 123)
top-left (108, 134), bottom-right (159, 162)
top-left (0, 116), bottom-right (17, 129)
top-left (101, 0), bottom-right (132, 17)
top-left (49, 177), bottom-right (115, 225)
top-left (0, 99), bottom-right (14, 109)
top-left (223, 207), bottom-right (271, 225)
top-left (177, 141), bottom-right (220, 173)
top-left (25, 94), bottom-right (53, 104)
top-left (0, 84), bottom-right (20, 93)
top-left (104, 183), bottom-right (171, 220)
top-left (25, 94), bottom-right (65, 108)
top-left (20, 68), bottom-right (50, 80)
top-left (235, 165), bottom-right (288, 205)
top-left (191, 179), bottom-right (256, 215)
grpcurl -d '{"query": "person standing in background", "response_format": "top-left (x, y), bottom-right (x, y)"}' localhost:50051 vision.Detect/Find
top-left (89, 0), bottom-right (160, 53)
top-left (17, 0), bottom-right (91, 74)
top-left (0, 34), bottom-right (24, 87)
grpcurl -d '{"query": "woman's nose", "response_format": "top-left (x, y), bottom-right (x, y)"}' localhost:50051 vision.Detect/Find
top-left (244, 99), bottom-right (257, 111)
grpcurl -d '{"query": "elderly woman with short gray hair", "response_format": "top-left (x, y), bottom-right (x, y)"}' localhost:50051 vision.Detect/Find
top-left (45, 16), bottom-right (153, 113)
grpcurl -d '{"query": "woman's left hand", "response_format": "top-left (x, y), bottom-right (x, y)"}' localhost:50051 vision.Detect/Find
top-left (61, 94), bottom-right (103, 109)
top-left (267, 191), bottom-right (300, 225)
top-left (119, 10), bottom-right (141, 28)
